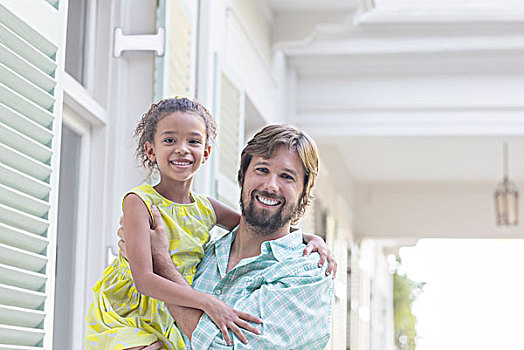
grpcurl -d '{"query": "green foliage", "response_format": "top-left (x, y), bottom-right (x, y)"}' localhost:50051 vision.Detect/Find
top-left (393, 260), bottom-right (425, 350)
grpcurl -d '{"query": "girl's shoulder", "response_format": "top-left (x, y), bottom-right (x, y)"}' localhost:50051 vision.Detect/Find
top-left (121, 184), bottom-right (157, 219)
top-left (123, 183), bottom-right (158, 205)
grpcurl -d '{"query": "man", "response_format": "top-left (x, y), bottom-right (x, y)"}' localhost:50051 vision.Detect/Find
top-left (122, 124), bottom-right (334, 349)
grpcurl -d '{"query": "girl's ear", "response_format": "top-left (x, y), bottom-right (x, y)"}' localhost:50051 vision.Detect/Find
top-left (202, 145), bottom-right (211, 164)
top-left (145, 141), bottom-right (156, 163)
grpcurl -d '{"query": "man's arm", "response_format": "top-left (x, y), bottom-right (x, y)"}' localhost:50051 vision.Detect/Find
top-left (151, 238), bottom-right (260, 344)
top-left (148, 248), bottom-right (203, 339)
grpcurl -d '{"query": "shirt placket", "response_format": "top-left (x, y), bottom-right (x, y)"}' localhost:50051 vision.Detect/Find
top-left (212, 250), bottom-right (272, 304)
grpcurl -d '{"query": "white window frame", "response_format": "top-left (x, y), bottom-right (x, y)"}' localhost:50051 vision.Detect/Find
top-left (59, 104), bottom-right (92, 350)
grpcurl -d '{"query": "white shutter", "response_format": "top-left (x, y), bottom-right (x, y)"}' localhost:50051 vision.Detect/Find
top-left (155, 0), bottom-right (194, 99)
top-left (0, 0), bottom-right (67, 349)
top-left (217, 72), bottom-right (244, 209)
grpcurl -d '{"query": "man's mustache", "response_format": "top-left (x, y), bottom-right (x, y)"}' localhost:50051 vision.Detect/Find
top-left (252, 190), bottom-right (285, 203)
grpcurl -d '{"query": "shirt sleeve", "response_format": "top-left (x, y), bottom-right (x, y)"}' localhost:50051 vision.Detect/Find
top-left (190, 262), bottom-right (334, 350)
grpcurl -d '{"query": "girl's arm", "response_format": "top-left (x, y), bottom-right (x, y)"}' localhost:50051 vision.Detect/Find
top-left (124, 194), bottom-right (211, 307)
top-left (302, 233), bottom-right (338, 278)
top-left (123, 195), bottom-right (259, 344)
top-left (207, 197), bottom-right (240, 231)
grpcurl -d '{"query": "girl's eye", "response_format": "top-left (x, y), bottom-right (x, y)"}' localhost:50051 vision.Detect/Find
top-left (164, 138), bottom-right (175, 143)
top-left (189, 139), bottom-right (202, 145)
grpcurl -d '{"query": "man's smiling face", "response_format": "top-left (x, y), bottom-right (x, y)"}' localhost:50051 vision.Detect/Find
top-left (240, 146), bottom-right (305, 235)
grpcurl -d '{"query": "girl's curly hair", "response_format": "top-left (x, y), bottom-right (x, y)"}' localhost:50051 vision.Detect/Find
top-left (134, 97), bottom-right (217, 174)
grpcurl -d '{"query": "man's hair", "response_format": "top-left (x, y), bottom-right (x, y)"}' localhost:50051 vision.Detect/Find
top-left (237, 124), bottom-right (319, 222)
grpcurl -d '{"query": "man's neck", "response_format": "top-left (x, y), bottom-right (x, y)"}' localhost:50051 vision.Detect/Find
top-left (226, 217), bottom-right (291, 272)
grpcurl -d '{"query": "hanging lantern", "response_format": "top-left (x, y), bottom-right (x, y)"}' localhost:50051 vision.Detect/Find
top-left (494, 143), bottom-right (518, 226)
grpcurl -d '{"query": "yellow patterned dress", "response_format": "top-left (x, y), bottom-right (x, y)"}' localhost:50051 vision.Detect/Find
top-left (84, 184), bottom-right (216, 350)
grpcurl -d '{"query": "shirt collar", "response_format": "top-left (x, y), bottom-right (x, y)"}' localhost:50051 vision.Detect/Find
top-left (262, 228), bottom-right (303, 261)
top-left (213, 226), bottom-right (304, 264)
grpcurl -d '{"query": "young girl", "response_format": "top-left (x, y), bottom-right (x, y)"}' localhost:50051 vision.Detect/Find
top-left (84, 97), bottom-right (333, 350)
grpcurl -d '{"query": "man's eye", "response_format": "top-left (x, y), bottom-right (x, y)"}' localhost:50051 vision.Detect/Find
top-left (281, 174), bottom-right (294, 180)
top-left (256, 167), bottom-right (269, 174)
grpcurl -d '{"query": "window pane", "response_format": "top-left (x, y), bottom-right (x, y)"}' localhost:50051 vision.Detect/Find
top-left (65, 0), bottom-right (87, 83)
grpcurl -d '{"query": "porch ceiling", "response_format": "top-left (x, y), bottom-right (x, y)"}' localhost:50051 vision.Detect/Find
top-left (318, 136), bottom-right (524, 183)
top-left (267, 0), bottom-right (524, 184)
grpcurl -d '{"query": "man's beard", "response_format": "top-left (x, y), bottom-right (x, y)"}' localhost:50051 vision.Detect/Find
top-left (240, 189), bottom-right (297, 235)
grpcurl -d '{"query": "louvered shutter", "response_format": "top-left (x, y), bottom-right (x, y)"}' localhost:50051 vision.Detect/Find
top-left (155, 0), bottom-right (194, 99)
top-left (0, 1), bottom-right (67, 349)
top-left (217, 73), bottom-right (244, 209)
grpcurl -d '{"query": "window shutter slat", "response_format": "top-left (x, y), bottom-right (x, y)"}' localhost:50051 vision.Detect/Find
top-left (0, 143), bottom-right (52, 181)
top-left (1, 123), bottom-right (52, 164)
top-left (0, 345), bottom-right (42, 350)
top-left (0, 324), bottom-right (45, 347)
top-left (0, 163), bottom-right (50, 200)
top-left (0, 204), bottom-right (49, 236)
top-left (0, 185), bottom-right (50, 219)
top-left (0, 188), bottom-right (50, 220)
top-left (0, 104), bottom-right (53, 145)
top-left (0, 63), bottom-right (54, 110)
top-left (0, 83), bottom-right (54, 128)
top-left (45, 0), bottom-right (59, 10)
top-left (0, 223), bottom-right (49, 254)
top-left (0, 305), bottom-right (45, 329)
top-left (0, 5), bottom-right (58, 56)
top-left (0, 43), bottom-right (56, 93)
top-left (0, 284), bottom-right (46, 310)
top-left (0, 22), bottom-right (56, 74)
top-left (0, 244), bottom-right (47, 273)
top-left (0, 264), bottom-right (47, 291)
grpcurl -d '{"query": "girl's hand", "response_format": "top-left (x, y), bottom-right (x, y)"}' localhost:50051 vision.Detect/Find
top-left (302, 233), bottom-right (338, 278)
top-left (203, 295), bottom-right (262, 345)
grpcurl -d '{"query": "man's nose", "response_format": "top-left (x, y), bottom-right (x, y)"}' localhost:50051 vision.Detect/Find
top-left (263, 174), bottom-right (279, 193)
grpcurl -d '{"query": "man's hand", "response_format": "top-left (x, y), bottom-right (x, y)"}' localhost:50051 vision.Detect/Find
top-left (117, 216), bottom-right (127, 258)
top-left (117, 205), bottom-right (170, 266)
top-left (148, 205), bottom-right (170, 257)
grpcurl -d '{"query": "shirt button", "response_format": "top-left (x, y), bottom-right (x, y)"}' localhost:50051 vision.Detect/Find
top-left (215, 289), bottom-right (222, 295)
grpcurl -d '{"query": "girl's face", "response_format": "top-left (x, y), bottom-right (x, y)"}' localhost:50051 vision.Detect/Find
top-left (145, 112), bottom-right (211, 184)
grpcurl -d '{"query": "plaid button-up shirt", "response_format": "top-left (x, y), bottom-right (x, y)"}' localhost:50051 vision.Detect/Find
top-left (186, 227), bottom-right (334, 349)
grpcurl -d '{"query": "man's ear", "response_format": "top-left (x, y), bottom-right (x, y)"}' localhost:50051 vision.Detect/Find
top-left (202, 145), bottom-right (211, 164)
top-left (145, 141), bottom-right (156, 163)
